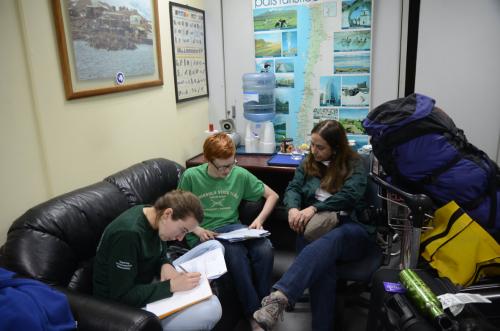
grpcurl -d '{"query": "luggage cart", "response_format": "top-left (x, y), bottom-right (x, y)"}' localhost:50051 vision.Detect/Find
top-left (366, 155), bottom-right (500, 330)
top-left (369, 156), bottom-right (435, 269)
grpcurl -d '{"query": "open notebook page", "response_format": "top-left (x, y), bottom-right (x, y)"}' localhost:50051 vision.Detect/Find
top-left (174, 247), bottom-right (226, 280)
top-left (144, 275), bottom-right (212, 319)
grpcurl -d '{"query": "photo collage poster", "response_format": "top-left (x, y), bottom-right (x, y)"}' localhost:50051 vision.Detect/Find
top-left (253, 0), bottom-right (373, 149)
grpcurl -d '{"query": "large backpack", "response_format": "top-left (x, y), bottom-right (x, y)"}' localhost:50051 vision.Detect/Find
top-left (362, 93), bottom-right (500, 235)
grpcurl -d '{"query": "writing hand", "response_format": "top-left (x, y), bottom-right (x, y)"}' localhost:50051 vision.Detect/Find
top-left (170, 272), bottom-right (201, 292)
top-left (160, 263), bottom-right (179, 281)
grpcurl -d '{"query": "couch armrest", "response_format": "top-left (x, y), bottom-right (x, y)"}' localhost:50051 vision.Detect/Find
top-left (57, 287), bottom-right (162, 331)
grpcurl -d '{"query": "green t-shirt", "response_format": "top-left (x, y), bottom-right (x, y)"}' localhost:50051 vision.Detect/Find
top-left (178, 164), bottom-right (264, 246)
top-left (93, 205), bottom-right (172, 308)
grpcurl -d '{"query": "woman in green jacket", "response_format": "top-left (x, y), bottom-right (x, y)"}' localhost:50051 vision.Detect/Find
top-left (93, 190), bottom-right (223, 331)
top-left (254, 120), bottom-right (377, 331)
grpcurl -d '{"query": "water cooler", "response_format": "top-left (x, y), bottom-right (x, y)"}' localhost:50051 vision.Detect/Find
top-left (242, 72), bottom-right (276, 153)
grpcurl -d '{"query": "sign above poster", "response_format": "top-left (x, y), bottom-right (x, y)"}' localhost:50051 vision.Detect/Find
top-left (254, 0), bottom-right (321, 9)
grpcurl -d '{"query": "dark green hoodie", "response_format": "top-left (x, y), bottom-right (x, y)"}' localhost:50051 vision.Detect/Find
top-left (93, 205), bottom-right (172, 308)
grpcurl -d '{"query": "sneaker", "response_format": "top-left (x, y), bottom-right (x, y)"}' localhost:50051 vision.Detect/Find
top-left (253, 291), bottom-right (288, 330)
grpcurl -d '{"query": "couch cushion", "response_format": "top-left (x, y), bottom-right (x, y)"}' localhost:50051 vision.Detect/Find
top-left (104, 158), bottom-right (184, 206)
top-left (68, 259), bottom-right (94, 293)
top-left (3, 181), bottom-right (129, 287)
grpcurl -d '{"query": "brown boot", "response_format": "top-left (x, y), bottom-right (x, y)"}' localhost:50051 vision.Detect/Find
top-left (253, 291), bottom-right (288, 330)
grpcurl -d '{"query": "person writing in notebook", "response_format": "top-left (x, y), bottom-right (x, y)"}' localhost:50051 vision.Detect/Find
top-left (253, 120), bottom-right (377, 330)
top-left (178, 132), bottom-right (279, 331)
top-left (93, 190), bottom-right (223, 331)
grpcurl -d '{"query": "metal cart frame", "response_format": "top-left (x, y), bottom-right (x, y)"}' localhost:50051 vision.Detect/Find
top-left (369, 156), bottom-right (435, 269)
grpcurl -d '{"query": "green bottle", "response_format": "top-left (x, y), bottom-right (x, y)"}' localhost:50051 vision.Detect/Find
top-left (399, 269), bottom-right (456, 331)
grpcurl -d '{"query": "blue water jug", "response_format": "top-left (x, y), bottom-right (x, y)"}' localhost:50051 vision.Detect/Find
top-left (242, 72), bottom-right (276, 122)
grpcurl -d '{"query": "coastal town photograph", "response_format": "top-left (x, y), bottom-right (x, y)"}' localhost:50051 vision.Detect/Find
top-left (66, 0), bottom-right (157, 80)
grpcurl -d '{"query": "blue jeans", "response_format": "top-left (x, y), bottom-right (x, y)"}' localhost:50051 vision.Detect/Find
top-left (161, 240), bottom-right (224, 331)
top-left (216, 223), bottom-right (274, 317)
top-left (274, 220), bottom-right (373, 331)
top-left (160, 295), bottom-right (221, 331)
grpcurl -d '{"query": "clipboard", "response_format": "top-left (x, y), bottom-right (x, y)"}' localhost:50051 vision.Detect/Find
top-left (145, 276), bottom-right (212, 319)
top-left (267, 154), bottom-right (303, 167)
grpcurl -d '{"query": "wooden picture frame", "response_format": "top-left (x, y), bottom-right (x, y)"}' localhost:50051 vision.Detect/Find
top-left (169, 2), bottom-right (209, 103)
top-left (52, 0), bottom-right (163, 100)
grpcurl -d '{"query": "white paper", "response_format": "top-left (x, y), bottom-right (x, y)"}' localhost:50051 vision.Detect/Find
top-left (175, 247), bottom-right (227, 280)
top-left (145, 275), bottom-right (212, 318)
top-left (216, 228), bottom-right (270, 242)
top-left (438, 293), bottom-right (492, 316)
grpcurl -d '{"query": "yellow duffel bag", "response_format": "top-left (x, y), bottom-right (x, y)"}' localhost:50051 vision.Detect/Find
top-left (420, 201), bottom-right (500, 286)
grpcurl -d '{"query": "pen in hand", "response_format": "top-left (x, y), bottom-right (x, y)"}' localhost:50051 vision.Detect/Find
top-left (177, 264), bottom-right (189, 273)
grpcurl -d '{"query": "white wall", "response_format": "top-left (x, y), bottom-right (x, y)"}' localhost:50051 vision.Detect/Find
top-left (205, 0), bottom-right (226, 126)
top-left (0, 0), bottom-right (49, 245)
top-left (0, 0), bottom-right (209, 245)
top-left (415, 0), bottom-right (500, 161)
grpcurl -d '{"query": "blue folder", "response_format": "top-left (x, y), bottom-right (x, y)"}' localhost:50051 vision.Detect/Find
top-left (267, 154), bottom-right (303, 167)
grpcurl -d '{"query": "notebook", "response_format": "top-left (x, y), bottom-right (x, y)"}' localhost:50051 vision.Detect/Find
top-left (145, 275), bottom-right (212, 319)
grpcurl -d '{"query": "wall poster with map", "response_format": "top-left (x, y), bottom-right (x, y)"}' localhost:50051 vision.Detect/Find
top-left (253, 0), bottom-right (373, 149)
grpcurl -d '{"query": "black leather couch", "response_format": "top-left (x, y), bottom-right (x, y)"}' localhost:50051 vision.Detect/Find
top-left (0, 157), bottom-right (280, 331)
top-left (0, 158), bottom-right (192, 331)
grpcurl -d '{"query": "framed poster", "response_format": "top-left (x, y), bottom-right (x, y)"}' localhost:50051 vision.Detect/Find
top-left (52, 0), bottom-right (163, 100)
top-left (169, 2), bottom-right (209, 102)
top-left (252, 0), bottom-right (373, 150)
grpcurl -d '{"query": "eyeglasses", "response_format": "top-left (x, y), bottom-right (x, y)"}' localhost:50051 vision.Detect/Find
top-left (211, 159), bottom-right (238, 172)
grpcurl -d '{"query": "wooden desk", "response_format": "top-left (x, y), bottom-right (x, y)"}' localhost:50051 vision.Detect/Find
top-left (185, 153), bottom-right (295, 197)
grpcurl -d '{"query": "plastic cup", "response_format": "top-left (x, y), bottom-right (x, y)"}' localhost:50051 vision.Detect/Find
top-left (290, 148), bottom-right (303, 160)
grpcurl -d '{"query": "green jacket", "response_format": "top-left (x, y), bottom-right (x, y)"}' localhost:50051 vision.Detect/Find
top-left (93, 205), bottom-right (172, 308)
top-left (284, 157), bottom-right (368, 222)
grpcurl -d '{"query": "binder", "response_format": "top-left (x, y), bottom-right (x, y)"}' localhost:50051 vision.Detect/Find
top-left (267, 154), bottom-right (302, 167)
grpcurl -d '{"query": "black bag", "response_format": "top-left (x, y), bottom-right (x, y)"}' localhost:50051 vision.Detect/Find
top-left (367, 268), bottom-right (500, 331)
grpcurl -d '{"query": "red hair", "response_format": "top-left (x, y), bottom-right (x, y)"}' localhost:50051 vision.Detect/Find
top-left (203, 133), bottom-right (235, 162)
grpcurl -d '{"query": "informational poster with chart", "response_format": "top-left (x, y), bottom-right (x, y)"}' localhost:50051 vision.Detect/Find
top-left (252, 0), bottom-right (373, 149)
top-left (170, 2), bottom-right (208, 102)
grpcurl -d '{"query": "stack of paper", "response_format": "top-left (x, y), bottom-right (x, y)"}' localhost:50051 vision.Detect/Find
top-left (174, 247), bottom-right (227, 280)
top-left (216, 228), bottom-right (270, 242)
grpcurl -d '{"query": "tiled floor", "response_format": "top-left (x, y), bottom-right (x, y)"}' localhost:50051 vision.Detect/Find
top-left (233, 240), bottom-right (402, 331)
top-left (235, 299), bottom-right (370, 331)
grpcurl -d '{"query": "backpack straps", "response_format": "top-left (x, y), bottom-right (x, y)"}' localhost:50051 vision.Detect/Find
top-left (482, 154), bottom-right (498, 229)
